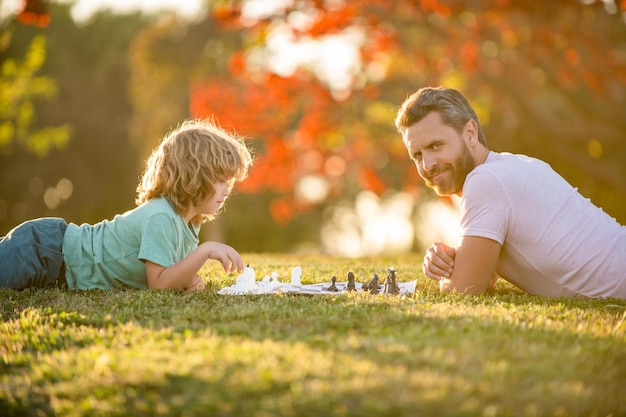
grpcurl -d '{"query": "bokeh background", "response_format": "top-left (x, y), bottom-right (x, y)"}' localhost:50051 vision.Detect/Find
top-left (1, 0), bottom-right (625, 256)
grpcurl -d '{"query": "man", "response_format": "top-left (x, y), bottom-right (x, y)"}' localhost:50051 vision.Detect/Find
top-left (395, 86), bottom-right (626, 298)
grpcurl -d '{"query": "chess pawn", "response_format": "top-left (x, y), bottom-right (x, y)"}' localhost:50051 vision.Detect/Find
top-left (325, 276), bottom-right (339, 292)
top-left (270, 271), bottom-right (280, 285)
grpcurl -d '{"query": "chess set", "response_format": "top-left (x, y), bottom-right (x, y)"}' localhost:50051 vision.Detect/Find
top-left (217, 266), bottom-right (417, 296)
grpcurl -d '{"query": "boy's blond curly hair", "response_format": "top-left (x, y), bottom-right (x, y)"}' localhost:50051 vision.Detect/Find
top-left (136, 119), bottom-right (252, 226)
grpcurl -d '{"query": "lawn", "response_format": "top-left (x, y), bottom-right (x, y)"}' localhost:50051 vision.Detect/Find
top-left (1, 253), bottom-right (625, 417)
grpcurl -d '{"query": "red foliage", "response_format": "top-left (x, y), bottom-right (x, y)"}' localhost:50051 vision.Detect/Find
top-left (269, 198), bottom-right (294, 225)
top-left (227, 51), bottom-right (247, 75)
top-left (359, 167), bottom-right (386, 195)
top-left (303, 6), bottom-right (356, 36)
top-left (194, 0), bottom-right (626, 223)
top-left (16, 0), bottom-right (50, 27)
top-left (210, 4), bottom-right (242, 29)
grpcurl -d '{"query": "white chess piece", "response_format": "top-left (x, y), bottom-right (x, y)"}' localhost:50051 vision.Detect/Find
top-left (268, 271), bottom-right (281, 291)
top-left (291, 266), bottom-right (302, 287)
top-left (234, 265), bottom-right (257, 293)
top-left (255, 274), bottom-right (269, 293)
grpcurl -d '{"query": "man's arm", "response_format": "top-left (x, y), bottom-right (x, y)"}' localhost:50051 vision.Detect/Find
top-left (439, 236), bottom-right (501, 294)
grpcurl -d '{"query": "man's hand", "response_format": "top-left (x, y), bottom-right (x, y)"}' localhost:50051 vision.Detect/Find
top-left (438, 236), bottom-right (501, 295)
top-left (423, 242), bottom-right (456, 281)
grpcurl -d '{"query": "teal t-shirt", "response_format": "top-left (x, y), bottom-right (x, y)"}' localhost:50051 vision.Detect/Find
top-left (62, 197), bottom-right (200, 290)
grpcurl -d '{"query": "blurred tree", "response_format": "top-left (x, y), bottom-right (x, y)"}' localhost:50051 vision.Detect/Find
top-left (128, 0), bottom-right (626, 251)
top-left (0, 0), bottom-right (70, 157)
top-left (15, 0), bottom-right (50, 28)
top-left (0, 3), bottom-right (148, 232)
top-left (4, 0), bottom-right (624, 254)
top-left (128, 14), bottom-right (326, 251)
top-left (190, 0), bottom-right (626, 227)
top-left (0, 34), bottom-right (71, 157)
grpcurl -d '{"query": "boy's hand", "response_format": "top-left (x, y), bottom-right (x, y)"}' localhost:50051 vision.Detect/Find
top-left (203, 242), bottom-right (245, 273)
top-left (423, 242), bottom-right (456, 281)
top-left (186, 275), bottom-right (206, 293)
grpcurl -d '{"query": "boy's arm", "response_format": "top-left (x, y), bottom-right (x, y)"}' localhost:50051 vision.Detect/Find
top-left (145, 242), bottom-right (244, 291)
top-left (438, 236), bottom-right (501, 294)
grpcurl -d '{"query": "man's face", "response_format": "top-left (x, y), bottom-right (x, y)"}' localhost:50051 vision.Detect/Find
top-left (403, 111), bottom-right (475, 196)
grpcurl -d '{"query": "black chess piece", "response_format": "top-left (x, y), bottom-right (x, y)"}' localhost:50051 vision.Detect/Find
top-left (325, 276), bottom-right (339, 292)
top-left (346, 271), bottom-right (356, 291)
top-left (390, 267), bottom-right (400, 294)
top-left (367, 273), bottom-right (379, 294)
top-left (383, 274), bottom-right (392, 294)
top-left (384, 267), bottom-right (400, 294)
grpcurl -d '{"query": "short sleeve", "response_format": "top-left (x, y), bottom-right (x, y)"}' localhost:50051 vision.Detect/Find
top-left (138, 214), bottom-right (180, 267)
top-left (460, 169), bottom-right (511, 245)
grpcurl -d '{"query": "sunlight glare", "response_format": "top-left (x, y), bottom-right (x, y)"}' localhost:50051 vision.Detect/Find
top-left (296, 175), bottom-right (329, 204)
top-left (241, 0), bottom-right (292, 21)
top-left (321, 191), bottom-right (462, 257)
top-left (314, 33), bottom-right (362, 97)
top-left (414, 198), bottom-right (462, 248)
top-left (321, 191), bottom-right (415, 257)
top-left (258, 8), bottom-right (363, 96)
top-left (55, 0), bottom-right (205, 23)
top-left (266, 22), bottom-right (313, 77)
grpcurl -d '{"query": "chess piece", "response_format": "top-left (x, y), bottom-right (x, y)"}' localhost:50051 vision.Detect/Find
top-left (367, 273), bottom-right (379, 294)
top-left (389, 267), bottom-right (400, 293)
top-left (325, 276), bottom-right (339, 292)
top-left (291, 266), bottom-right (302, 287)
top-left (346, 271), bottom-right (356, 291)
top-left (383, 267), bottom-right (400, 294)
top-left (383, 275), bottom-right (392, 294)
top-left (234, 265), bottom-right (257, 293)
top-left (270, 271), bottom-right (280, 289)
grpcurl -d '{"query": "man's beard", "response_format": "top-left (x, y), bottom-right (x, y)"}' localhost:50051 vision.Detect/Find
top-left (424, 143), bottom-right (476, 195)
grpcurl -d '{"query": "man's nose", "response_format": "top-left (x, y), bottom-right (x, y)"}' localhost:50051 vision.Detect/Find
top-left (421, 153), bottom-right (436, 172)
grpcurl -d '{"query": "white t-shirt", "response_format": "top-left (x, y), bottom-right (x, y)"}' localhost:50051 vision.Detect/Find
top-left (461, 152), bottom-right (626, 298)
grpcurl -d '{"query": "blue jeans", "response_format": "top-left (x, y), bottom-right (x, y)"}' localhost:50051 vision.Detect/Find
top-left (0, 218), bottom-right (68, 289)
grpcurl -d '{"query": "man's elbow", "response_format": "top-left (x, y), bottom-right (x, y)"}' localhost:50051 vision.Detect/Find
top-left (439, 278), bottom-right (455, 293)
top-left (439, 278), bottom-right (486, 295)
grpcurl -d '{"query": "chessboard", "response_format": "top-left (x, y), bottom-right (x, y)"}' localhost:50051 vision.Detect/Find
top-left (217, 265), bottom-right (417, 296)
top-left (217, 280), bottom-right (417, 295)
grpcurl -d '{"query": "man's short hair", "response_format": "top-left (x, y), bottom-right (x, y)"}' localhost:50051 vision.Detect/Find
top-left (395, 86), bottom-right (486, 145)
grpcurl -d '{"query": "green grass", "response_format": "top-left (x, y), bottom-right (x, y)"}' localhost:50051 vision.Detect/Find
top-left (1, 253), bottom-right (625, 417)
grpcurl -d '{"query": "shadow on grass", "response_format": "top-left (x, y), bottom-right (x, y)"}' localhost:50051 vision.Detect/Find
top-left (1, 287), bottom-right (625, 416)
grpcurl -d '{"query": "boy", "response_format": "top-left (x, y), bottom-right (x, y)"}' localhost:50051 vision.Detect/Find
top-left (0, 119), bottom-right (253, 292)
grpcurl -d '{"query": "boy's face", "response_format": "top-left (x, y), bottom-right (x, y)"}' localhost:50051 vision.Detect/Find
top-left (198, 180), bottom-right (231, 215)
top-left (403, 111), bottom-right (476, 196)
